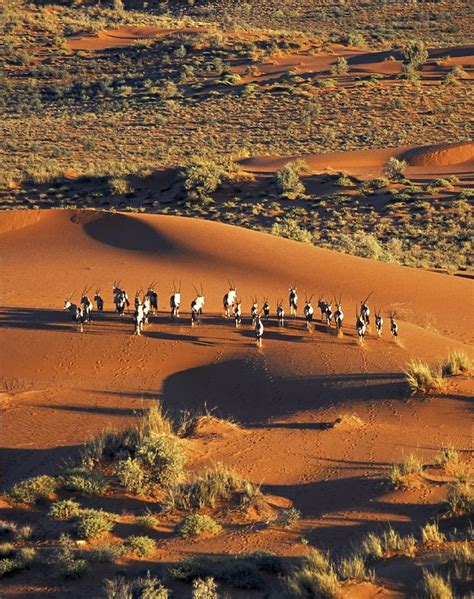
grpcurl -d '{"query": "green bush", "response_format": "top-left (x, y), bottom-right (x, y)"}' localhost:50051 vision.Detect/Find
top-left (137, 431), bottom-right (186, 486)
top-left (60, 467), bottom-right (108, 495)
top-left (49, 499), bottom-right (81, 520)
top-left (271, 218), bottom-right (312, 243)
top-left (116, 458), bottom-right (148, 494)
top-left (123, 535), bottom-right (156, 557)
top-left (53, 534), bottom-right (88, 579)
top-left (275, 507), bottom-right (301, 528)
top-left (76, 509), bottom-right (114, 540)
top-left (181, 159), bottom-right (227, 203)
top-left (192, 577), bottom-right (219, 599)
top-left (9, 475), bottom-right (57, 504)
top-left (275, 160), bottom-right (308, 198)
top-left (0, 557), bottom-right (26, 578)
top-left (104, 573), bottom-right (170, 598)
top-left (402, 40), bottom-right (428, 69)
top-left (176, 514), bottom-right (222, 538)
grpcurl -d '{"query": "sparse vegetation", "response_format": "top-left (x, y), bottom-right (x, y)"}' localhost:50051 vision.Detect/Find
top-left (383, 157), bottom-right (407, 181)
top-left (441, 350), bottom-right (473, 376)
top-left (8, 475), bottom-right (57, 504)
top-left (388, 453), bottom-right (424, 488)
top-left (421, 522), bottom-right (445, 545)
top-left (405, 359), bottom-right (445, 395)
top-left (76, 509), bottom-right (114, 540)
top-left (176, 514), bottom-right (222, 538)
top-left (420, 570), bottom-right (454, 599)
top-left (49, 499), bottom-right (82, 520)
top-left (286, 549), bottom-right (341, 598)
top-left (123, 535), bottom-right (156, 558)
top-left (104, 573), bottom-right (170, 599)
top-left (275, 160), bottom-right (309, 199)
top-left (52, 534), bottom-right (88, 579)
top-left (446, 478), bottom-right (473, 516)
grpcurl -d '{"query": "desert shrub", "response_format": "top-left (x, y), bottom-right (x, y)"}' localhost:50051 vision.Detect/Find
top-left (76, 509), bottom-right (114, 540)
top-left (421, 522), bottom-right (445, 545)
top-left (404, 359), bottom-right (445, 395)
top-left (443, 72), bottom-right (459, 86)
top-left (136, 512), bottom-right (159, 530)
top-left (420, 570), bottom-right (454, 599)
top-left (164, 463), bottom-right (252, 511)
top-left (116, 458), bottom-right (148, 494)
top-left (338, 554), bottom-right (373, 582)
top-left (403, 40), bottom-right (428, 68)
top-left (0, 557), bottom-right (26, 578)
top-left (316, 78), bottom-right (337, 88)
top-left (0, 521), bottom-right (17, 535)
top-left (441, 350), bottom-right (473, 376)
top-left (109, 177), bottom-right (132, 195)
top-left (52, 534), bottom-right (88, 579)
top-left (271, 218), bottom-right (312, 243)
top-left (169, 552), bottom-right (283, 590)
top-left (60, 467), bottom-right (108, 495)
top-left (192, 577), bottom-right (219, 599)
top-left (445, 541), bottom-right (472, 579)
top-left (331, 57), bottom-right (349, 75)
top-left (274, 160), bottom-right (308, 198)
top-left (104, 572), bottom-right (170, 598)
top-left (383, 157), bottom-right (407, 180)
top-left (85, 543), bottom-right (124, 564)
top-left (275, 507), bottom-right (301, 528)
top-left (136, 431), bottom-right (186, 486)
top-left (9, 475), bottom-right (57, 504)
top-left (285, 549), bottom-right (341, 598)
top-left (181, 158), bottom-right (227, 203)
top-left (49, 499), bottom-right (82, 520)
top-left (0, 543), bottom-right (15, 557)
top-left (176, 514), bottom-right (222, 538)
top-left (446, 478), bottom-right (473, 516)
top-left (123, 535), bottom-right (156, 558)
top-left (435, 446), bottom-right (464, 476)
top-left (451, 65), bottom-right (468, 78)
top-left (388, 453), bottom-right (423, 488)
top-left (18, 547), bottom-right (36, 562)
top-left (13, 525), bottom-right (33, 540)
top-left (336, 175), bottom-right (353, 187)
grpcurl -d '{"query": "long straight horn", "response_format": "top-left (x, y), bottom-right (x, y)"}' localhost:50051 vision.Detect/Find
top-left (192, 284), bottom-right (199, 295)
top-left (363, 290), bottom-right (374, 304)
top-left (179, 280), bottom-right (182, 292)
top-left (200, 283), bottom-right (204, 295)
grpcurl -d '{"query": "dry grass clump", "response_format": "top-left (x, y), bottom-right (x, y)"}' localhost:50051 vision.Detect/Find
top-left (175, 514), bottom-right (222, 538)
top-left (420, 570), bottom-right (454, 599)
top-left (122, 535), bottom-right (156, 558)
top-left (164, 462), bottom-right (262, 512)
top-left (435, 446), bottom-right (467, 477)
top-left (192, 577), bottom-right (219, 599)
top-left (446, 477), bottom-right (473, 516)
top-left (405, 359), bottom-right (445, 395)
top-left (338, 554), bottom-right (374, 582)
top-left (104, 572), bottom-right (170, 598)
top-left (285, 549), bottom-right (342, 598)
top-left (441, 350), bottom-right (473, 377)
top-left (388, 453), bottom-right (424, 489)
top-left (52, 534), bottom-right (88, 579)
top-left (361, 527), bottom-right (417, 560)
top-left (421, 522), bottom-right (445, 545)
top-left (444, 541), bottom-right (473, 580)
top-left (8, 475), bottom-right (57, 504)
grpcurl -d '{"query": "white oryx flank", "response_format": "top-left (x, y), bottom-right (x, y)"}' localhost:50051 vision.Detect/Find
top-left (375, 307), bottom-right (383, 336)
top-left (250, 296), bottom-right (258, 325)
top-left (170, 281), bottom-right (181, 319)
top-left (191, 284), bottom-right (205, 327)
top-left (276, 299), bottom-right (285, 327)
top-left (255, 314), bottom-right (264, 347)
top-left (262, 297), bottom-right (270, 321)
top-left (133, 291), bottom-right (146, 336)
top-left (80, 286), bottom-right (94, 323)
top-left (234, 299), bottom-right (242, 328)
top-left (223, 281), bottom-right (237, 318)
top-left (289, 286), bottom-right (298, 316)
top-left (304, 294), bottom-right (314, 331)
top-left (94, 289), bottom-right (104, 311)
top-left (64, 292), bottom-right (84, 333)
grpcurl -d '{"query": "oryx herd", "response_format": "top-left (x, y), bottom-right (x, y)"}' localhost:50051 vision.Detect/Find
top-left (64, 282), bottom-right (399, 346)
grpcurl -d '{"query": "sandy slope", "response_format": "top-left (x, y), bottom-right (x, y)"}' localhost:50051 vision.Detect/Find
top-left (0, 209), bottom-right (472, 597)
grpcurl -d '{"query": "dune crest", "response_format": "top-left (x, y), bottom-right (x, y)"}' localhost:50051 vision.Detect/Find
top-left (400, 140), bottom-right (474, 166)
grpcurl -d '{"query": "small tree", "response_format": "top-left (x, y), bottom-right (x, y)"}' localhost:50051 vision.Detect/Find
top-left (402, 40), bottom-right (428, 69)
top-left (181, 159), bottom-right (227, 204)
top-left (275, 160), bottom-right (308, 198)
top-left (383, 157), bottom-right (407, 181)
top-left (331, 56), bottom-right (349, 75)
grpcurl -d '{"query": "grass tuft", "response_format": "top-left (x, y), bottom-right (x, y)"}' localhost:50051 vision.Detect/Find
top-left (405, 359), bottom-right (445, 395)
top-left (176, 514), bottom-right (222, 538)
top-left (8, 475), bottom-right (57, 504)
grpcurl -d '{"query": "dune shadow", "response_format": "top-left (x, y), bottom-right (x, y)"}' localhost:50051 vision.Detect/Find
top-left (82, 211), bottom-right (179, 254)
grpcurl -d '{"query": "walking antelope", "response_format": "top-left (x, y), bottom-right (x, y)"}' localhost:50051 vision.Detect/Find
top-left (325, 301), bottom-right (333, 327)
top-left (276, 299), bottom-right (285, 327)
top-left (80, 286), bottom-right (94, 323)
top-left (133, 292), bottom-right (145, 336)
top-left (334, 296), bottom-right (344, 330)
top-left (289, 286), bottom-right (298, 315)
top-left (375, 307), bottom-right (383, 336)
top-left (355, 305), bottom-right (366, 340)
top-left (64, 292), bottom-right (84, 333)
top-left (190, 284), bottom-right (205, 327)
top-left (223, 281), bottom-right (237, 318)
top-left (113, 282), bottom-right (129, 316)
top-left (234, 299), bottom-right (242, 328)
top-left (318, 297), bottom-right (328, 322)
top-left (255, 314), bottom-right (264, 347)
top-left (170, 281), bottom-right (181, 319)
top-left (304, 294), bottom-right (314, 331)
top-left (142, 294), bottom-right (151, 325)
top-left (94, 289), bottom-right (104, 311)
top-left (390, 313), bottom-right (399, 337)
top-left (145, 282), bottom-right (158, 314)
top-left (250, 296), bottom-right (258, 325)
top-left (262, 298), bottom-right (270, 321)
top-left (360, 292), bottom-right (373, 326)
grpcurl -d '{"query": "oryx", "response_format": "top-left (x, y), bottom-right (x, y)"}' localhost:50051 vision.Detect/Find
top-left (94, 289), bottom-right (104, 311)
top-left (360, 291), bottom-right (373, 326)
top-left (170, 281), bottom-right (181, 319)
top-left (375, 307), bottom-right (383, 336)
top-left (113, 282), bottom-right (129, 316)
top-left (355, 305), bottom-right (366, 341)
top-left (390, 313), bottom-right (399, 337)
top-left (250, 296), bottom-right (258, 326)
top-left (318, 297), bottom-right (328, 322)
top-left (80, 286), bottom-right (94, 323)
top-left (223, 280), bottom-right (237, 318)
top-left (289, 286), bottom-right (298, 315)
top-left (234, 299), bottom-right (242, 328)
top-left (63, 292), bottom-right (84, 333)
top-left (304, 294), bottom-right (314, 331)
top-left (133, 292), bottom-right (145, 336)
top-left (276, 299), bottom-right (285, 327)
top-left (255, 314), bottom-right (264, 347)
top-left (325, 301), bottom-right (333, 327)
top-left (190, 284), bottom-right (205, 327)
top-left (145, 281), bottom-right (158, 314)
top-left (262, 297), bottom-right (270, 321)
top-left (334, 295), bottom-right (344, 330)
